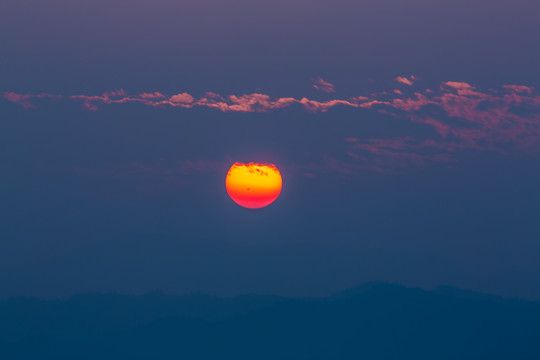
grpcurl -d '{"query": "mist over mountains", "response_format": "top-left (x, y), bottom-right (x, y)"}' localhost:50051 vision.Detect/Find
top-left (2, 282), bottom-right (539, 359)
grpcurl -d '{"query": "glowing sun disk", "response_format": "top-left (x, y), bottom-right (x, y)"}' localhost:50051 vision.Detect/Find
top-left (225, 162), bottom-right (282, 209)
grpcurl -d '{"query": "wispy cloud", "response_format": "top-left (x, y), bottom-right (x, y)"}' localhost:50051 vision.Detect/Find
top-left (312, 77), bottom-right (336, 93)
top-left (3, 80), bottom-right (539, 174)
top-left (2, 92), bottom-right (61, 109)
top-left (395, 75), bottom-right (417, 86)
top-left (502, 85), bottom-right (534, 95)
top-left (343, 82), bottom-right (540, 172)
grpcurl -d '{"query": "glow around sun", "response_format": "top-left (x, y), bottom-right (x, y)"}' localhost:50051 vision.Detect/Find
top-left (225, 162), bottom-right (282, 209)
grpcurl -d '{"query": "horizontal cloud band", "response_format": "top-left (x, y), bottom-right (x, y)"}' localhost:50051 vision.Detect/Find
top-left (3, 82), bottom-right (537, 114)
top-left (3, 80), bottom-right (539, 173)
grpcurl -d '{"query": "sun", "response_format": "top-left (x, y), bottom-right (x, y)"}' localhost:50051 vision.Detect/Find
top-left (225, 162), bottom-right (282, 209)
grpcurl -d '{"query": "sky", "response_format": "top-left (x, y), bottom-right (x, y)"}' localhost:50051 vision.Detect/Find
top-left (1, 0), bottom-right (540, 299)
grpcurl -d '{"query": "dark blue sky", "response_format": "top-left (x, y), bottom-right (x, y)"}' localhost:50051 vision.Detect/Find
top-left (1, 0), bottom-right (539, 299)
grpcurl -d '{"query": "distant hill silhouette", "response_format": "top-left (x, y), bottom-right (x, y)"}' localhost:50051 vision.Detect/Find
top-left (1, 282), bottom-right (539, 359)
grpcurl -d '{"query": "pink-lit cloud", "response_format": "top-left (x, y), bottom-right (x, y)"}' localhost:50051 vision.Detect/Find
top-left (343, 82), bottom-right (540, 172)
top-left (503, 85), bottom-right (534, 95)
top-left (395, 75), bottom-right (417, 86)
top-left (3, 80), bottom-right (539, 174)
top-left (2, 92), bottom-right (61, 109)
top-left (441, 81), bottom-right (484, 96)
top-left (312, 77), bottom-right (336, 93)
top-left (169, 93), bottom-right (195, 104)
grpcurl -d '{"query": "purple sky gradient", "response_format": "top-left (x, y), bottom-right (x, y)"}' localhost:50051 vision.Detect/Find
top-left (1, 0), bottom-right (540, 299)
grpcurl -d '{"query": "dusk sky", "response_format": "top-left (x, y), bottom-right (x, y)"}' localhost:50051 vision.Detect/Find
top-left (1, 0), bottom-right (540, 300)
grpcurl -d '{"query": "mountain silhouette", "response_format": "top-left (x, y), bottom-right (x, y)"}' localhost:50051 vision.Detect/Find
top-left (1, 282), bottom-right (539, 359)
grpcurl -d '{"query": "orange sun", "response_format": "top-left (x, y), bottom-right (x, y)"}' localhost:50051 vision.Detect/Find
top-left (225, 162), bottom-right (282, 209)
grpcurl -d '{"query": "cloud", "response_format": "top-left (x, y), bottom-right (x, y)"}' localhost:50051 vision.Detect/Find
top-left (344, 83), bottom-right (540, 172)
top-left (299, 98), bottom-right (358, 112)
top-left (391, 93), bottom-right (433, 111)
top-left (169, 93), bottom-right (195, 105)
top-left (395, 75), bottom-right (417, 86)
top-left (3, 80), bottom-right (539, 174)
top-left (64, 90), bottom-right (366, 113)
top-left (441, 81), bottom-right (483, 96)
top-left (139, 92), bottom-right (166, 99)
top-left (312, 77), bottom-right (336, 93)
top-left (2, 92), bottom-right (61, 109)
top-left (503, 85), bottom-right (534, 95)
